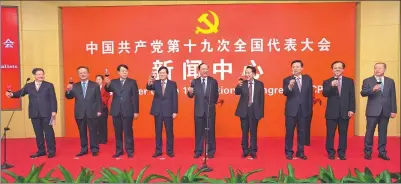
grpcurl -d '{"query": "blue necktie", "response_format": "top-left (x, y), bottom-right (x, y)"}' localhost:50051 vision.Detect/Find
top-left (82, 82), bottom-right (87, 98)
top-left (381, 81), bottom-right (384, 93)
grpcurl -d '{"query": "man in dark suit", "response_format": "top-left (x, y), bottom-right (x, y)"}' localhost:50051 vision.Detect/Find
top-left (322, 61), bottom-right (355, 160)
top-left (361, 62), bottom-right (397, 161)
top-left (235, 66), bottom-right (264, 159)
top-left (104, 64), bottom-right (139, 158)
top-left (5, 68), bottom-right (57, 158)
top-left (146, 66), bottom-right (178, 158)
top-left (187, 63), bottom-right (219, 158)
top-left (282, 60), bottom-right (313, 160)
top-left (65, 66), bottom-right (102, 157)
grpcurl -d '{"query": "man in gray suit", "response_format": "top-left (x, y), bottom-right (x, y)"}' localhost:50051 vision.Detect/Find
top-left (361, 62), bottom-right (397, 160)
top-left (66, 66), bottom-right (102, 157)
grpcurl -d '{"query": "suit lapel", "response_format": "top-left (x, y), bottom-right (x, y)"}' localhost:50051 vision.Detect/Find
top-left (120, 79), bottom-right (125, 93)
top-left (301, 75), bottom-right (307, 94)
top-left (244, 80), bottom-right (249, 96)
top-left (78, 82), bottom-right (84, 98)
top-left (383, 77), bottom-right (389, 93)
top-left (163, 80), bottom-right (170, 96)
top-left (205, 78), bottom-right (211, 97)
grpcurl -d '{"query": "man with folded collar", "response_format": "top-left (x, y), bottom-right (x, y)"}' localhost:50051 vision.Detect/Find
top-left (361, 62), bottom-right (397, 161)
top-left (146, 66), bottom-right (178, 158)
top-left (322, 61), bottom-right (355, 160)
top-left (235, 66), bottom-right (265, 159)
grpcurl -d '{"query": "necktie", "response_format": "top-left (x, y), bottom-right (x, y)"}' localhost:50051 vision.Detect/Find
top-left (337, 78), bottom-right (342, 96)
top-left (161, 80), bottom-right (165, 96)
top-left (296, 77), bottom-right (302, 92)
top-left (82, 82), bottom-right (87, 98)
top-left (380, 79), bottom-right (384, 93)
top-left (121, 79), bottom-right (125, 87)
top-left (202, 78), bottom-right (206, 93)
top-left (248, 81), bottom-right (253, 107)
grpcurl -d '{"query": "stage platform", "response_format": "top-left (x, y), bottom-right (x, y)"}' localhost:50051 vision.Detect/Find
top-left (2, 137), bottom-right (400, 181)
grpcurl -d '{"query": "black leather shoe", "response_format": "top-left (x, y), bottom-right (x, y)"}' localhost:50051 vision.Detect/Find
top-left (286, 155), bottom-right (293, 160)
top-left (296, 155), bottom-right (307, 160)
top-left (76, 152), bottom-right (88, 157)
top-left (92, 152), bottom-right (99, 156)
top-left (250, 153), bottom-right (257, 159)
top-left (193, 154), bottom-right (201, 158)
top-left (378, 154), bottom-right (390, 160)
top-left (328, 155), bottom-right (335, 160)
top-left (364, 154), bottom-right (372, 160)
top-left (112, 153), bottom-right (124, 158)
top-left (47, 153), bottom-right (55, 158)
top-left (338, 156), bottom-right (346, 160)
top-left (167, 153), bottom-right (175, 157)
top-left (128, 153), bottom-right (134, 158)
top-left (30, 152), bottom-right (46, 159)
top-left (152, 152), bottom-right (162, 158)
top-left (207, 154), bottom-right (214, 158)
top-left (242, 152), bottom-right (249, 158)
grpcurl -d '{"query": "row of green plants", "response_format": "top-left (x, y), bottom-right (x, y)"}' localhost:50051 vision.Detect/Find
top-left (1, 163), bottom-right (400, 183)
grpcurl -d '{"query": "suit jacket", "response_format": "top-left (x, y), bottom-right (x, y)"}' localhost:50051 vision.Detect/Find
top-left (282, 74), bottom-right (313, 118)
top-left (322, 76), bottom-right (356, 119)
top-left (234, 79), bottom-right (265, 120)
top-left (104, 78), bottom-right (139, 117)
top-left (146, 79), bottom-right (178, 118)
top-left (65, 80), bottom-right (102, 119)
top-left (100, 84), bottom-right (111, 109)
top-left (187, 77), bottom-right (219, 117)
top-left (12, 81), bottom-right (57, 119)
top-left (360, 76), bottom-right (397, 117)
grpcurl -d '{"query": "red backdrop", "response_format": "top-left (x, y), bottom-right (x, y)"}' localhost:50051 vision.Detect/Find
top-left (1, 6), bottom-right (21, 110)
top-left (61, 3), bottom-right (356, 138)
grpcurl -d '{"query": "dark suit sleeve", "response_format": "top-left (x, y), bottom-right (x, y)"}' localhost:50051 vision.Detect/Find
top-left (322, 79), bottom-right (336, 97)
top-left (283, 78), bottom-right (292, 96)
top-left (173, 82), bottom-right (178, 113)
top-left (95, 84), bottom-right (102, 113)
top-left (391, 80), bottom-right (397, 113)
top-left (260, 81), bottom-right (265, 118)
top-left (235, 84), bottom-right (242, 95)
top-left (309, 78), bottom-right (313, 114)
top-left (349, 79), bottom-right (356, 113)
top-left (104, 82), bottom-right (112, 92)
top-left (146, 82), bottom-right (155, 90)
top-left (49, 83), bottom-right (58, 113)
top-left (11, 84), bottom-right (29, 98)
top-left (132, 80), bottom-right (139, 114)
top-left (214, 79), bottom-right (219, 103)
top-left (360, 79), bottom-right (374, 97)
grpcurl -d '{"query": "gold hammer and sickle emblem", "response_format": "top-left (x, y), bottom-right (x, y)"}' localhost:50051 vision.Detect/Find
top-left (195, 10), bottom-right (219, 35)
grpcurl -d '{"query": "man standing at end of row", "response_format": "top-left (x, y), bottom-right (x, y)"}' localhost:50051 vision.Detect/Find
top-left (322, 61), bottom-right (355, 160)
top-left (188, 63), bottom-right (219, 158)
top-left (235, 66), bottom-right (265, 159)
top-left (361, 62), bottom-right (397, 161)
top-left (105, 64), bottom-right (139, 158)
top-left (283, 60), bottom-right (313, 160)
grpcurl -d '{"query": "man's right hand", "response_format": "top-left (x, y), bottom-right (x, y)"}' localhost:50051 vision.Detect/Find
top-left (104, 77), bottom-right (111, 85)
top-left (5, 91), bottom-right (13, 98)
top-left (66, 84), bottom-right (73, 91)
top-left (373, 84), bottom-right (381, 92)
top-left (331, 80), bottom-right (338, 87)
top-left (288, 79), bottom-right (295, 89)
top-left (148, 76), bottom-right (155, 85)
top-left (188, 87), bottom-right (194, 94)
top-left (238, 80), bottom-right (243, 87)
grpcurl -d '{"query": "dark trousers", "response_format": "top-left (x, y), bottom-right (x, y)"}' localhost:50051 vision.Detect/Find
top-left (364, 111), bottom-right (389, 155)
top-left (31, 117), bottom-right (56, 154)
top-left (325, 118), bottom-right (349, 157)
top-left (97, 107), bottom-right (109, 143)
top-left (113, 115), bottom-right (134, 154)
top-left (154, 114), bottom-right (174, 154)
top-left (76, 114), bottom-right (99, 153)
top-left (194, 112), bottom-right (216, 155)
top-left (285, 107), bottom-right (307, 156)
top-left (305, 115), bottom-right (312, 145)
top-left (240, 104), bottom-right (259, 154)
